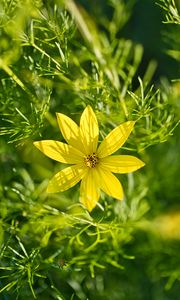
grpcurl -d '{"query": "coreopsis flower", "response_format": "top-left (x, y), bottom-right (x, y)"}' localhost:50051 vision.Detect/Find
top-left (33, 106), bottom-right (145, 211)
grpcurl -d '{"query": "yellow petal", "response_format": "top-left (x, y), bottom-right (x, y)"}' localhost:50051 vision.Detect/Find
top-left (80, 168), bottom-right (100, 211)
top-left (97, 121), bottom-right (135, 158)
top-left (80, 105), bottom-right (99, 154)
top-left (100, 155), bottom-right (145, 173)
top-left (97, 166), bottom-right (124, 200)
top-left (47, 164), bottom-right (86, 193)
top-left (56, 113), bottom-right (85, 153)
top-left (33, 140), bottom-right (84, 164)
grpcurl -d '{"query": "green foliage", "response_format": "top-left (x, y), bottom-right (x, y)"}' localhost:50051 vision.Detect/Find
top-left (0, 0), bottom-right (180, 299)
top-left (157, 0), bottom-right (180, 62)
top-left (157, 0), bottom-right (180, 24)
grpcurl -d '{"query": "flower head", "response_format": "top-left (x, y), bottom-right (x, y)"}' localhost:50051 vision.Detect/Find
top-left (33, 106), bottom-right (145, 211)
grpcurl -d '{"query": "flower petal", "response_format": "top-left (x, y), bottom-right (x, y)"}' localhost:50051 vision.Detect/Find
top-left (97, 166), bottom-right (124, 200)
top-left (80, 168), bottom-right (100, 211)
top-left (97, 121), bottom-right (135, 158)
top-left (47, 164), bottom-right (87, 193)
top-left (33, 140), bottom-right (84, 164)
top-left (80, 105), bottom-right (99, 154)
top-left (80, 169), bottom-right (100, 211)
top-left (56, 113), bottom-right (85, 153)
top-left (100, 155), bottom-right (145, 173)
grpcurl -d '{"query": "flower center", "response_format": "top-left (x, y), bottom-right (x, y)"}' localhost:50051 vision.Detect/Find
top-left (84, 153), bottom-right (99, 168)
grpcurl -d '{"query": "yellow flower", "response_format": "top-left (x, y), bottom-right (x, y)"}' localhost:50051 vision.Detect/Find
top-left (33, 106), bottom-right (145, 211)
